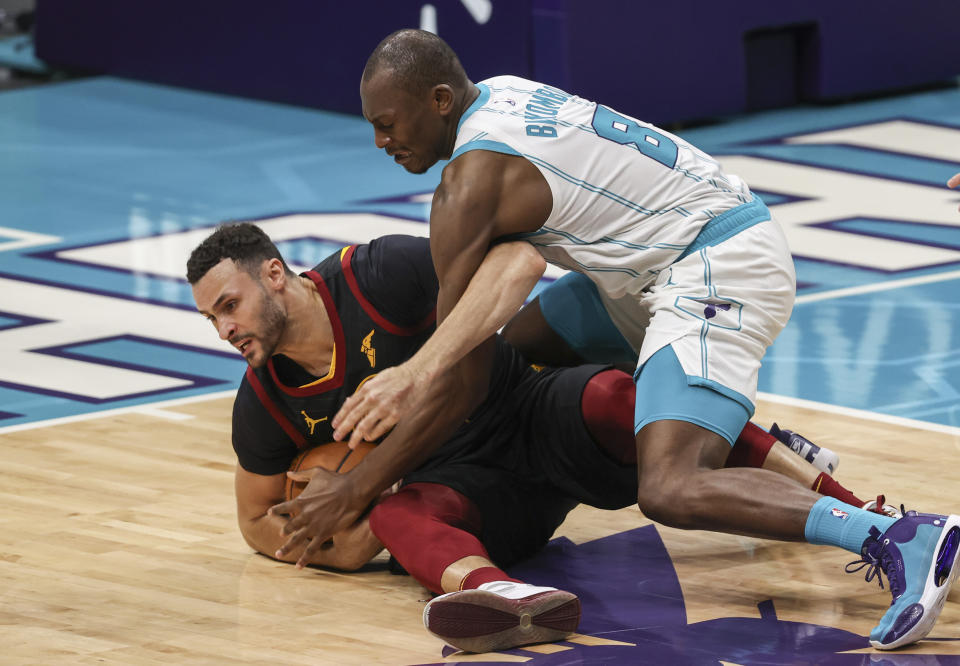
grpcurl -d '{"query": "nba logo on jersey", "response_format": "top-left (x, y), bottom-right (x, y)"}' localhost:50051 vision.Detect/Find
top-left (830, 508), bottom-right (850, 520)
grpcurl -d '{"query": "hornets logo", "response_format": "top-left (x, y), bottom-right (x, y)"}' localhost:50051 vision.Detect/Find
top-left (361, 329), bottom-right (376, 367)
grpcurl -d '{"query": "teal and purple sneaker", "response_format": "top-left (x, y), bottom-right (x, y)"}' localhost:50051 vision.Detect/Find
top-left (847, 511), bottom-right (960, 649)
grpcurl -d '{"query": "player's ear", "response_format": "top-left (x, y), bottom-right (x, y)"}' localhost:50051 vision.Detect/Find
top-left (263, 258), bottom-right (287, 290)
top-left (433, 84), bottom-right (455, 115)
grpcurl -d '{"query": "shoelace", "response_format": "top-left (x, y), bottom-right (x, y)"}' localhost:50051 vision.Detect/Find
top-left (844, 526), bottom-right (904, 598)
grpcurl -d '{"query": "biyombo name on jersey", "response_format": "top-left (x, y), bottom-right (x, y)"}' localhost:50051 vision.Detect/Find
top-left (525, 86), bottom-right (571, 138)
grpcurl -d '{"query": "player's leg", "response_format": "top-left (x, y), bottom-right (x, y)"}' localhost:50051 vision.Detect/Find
top-left (502, 272), bottom-right (637, 371)
top-left (507, 272), bottom-right (845, 472)
top-left (371, 476), bottom-right (581, 653)
top-left (578, 365), bottom-right (889, 512)
top-left (636, 217), bottom-right (959, 648)
top-left (368, 482), bottom-right (514, 595)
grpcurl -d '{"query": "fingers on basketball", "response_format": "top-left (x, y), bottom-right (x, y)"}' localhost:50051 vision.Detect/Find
top-left (283, 441), bottom-right (377, 508)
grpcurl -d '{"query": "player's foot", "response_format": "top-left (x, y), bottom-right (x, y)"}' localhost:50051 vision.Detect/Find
top-left (863, 494), bottom-right (903, 520)
top-left (423, 580), bottom-right (581, 654)
top-left (770, 422), bottom-right (840, 475)
top-left (846, 511), bottom-right (960, 649)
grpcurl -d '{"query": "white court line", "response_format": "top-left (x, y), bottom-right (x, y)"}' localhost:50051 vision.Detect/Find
top-left (1, 383), bottom-right (957, 440)
top-left (796, 268), bottom-right (960, 304)
top-left (0, 225), bottom-right (60, 252)
top-left (758, 391), bottom-right (960, 437)
top-left (133, 406), bottom-right (196, 421)
top-left (0, 389), bottom-right (237, 435)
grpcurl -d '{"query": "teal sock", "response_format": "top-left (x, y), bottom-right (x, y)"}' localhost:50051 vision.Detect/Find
top-left (804, 496), bottom-right (897, 554)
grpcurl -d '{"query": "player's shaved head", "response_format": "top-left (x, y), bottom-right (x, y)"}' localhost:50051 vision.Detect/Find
top-left (187, 222), bottom-right (293, 284)
top-left (362, 29), bottom-right (469, 97)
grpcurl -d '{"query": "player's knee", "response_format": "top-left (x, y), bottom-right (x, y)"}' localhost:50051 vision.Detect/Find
top-left (369, 487), bottom-right (423, 541)
top-left (368, 499), bottom-right (400, 543)
top-left (582, 369), bottom-right (636, 464)
top-left (635, 474), bottom-right (700, 529)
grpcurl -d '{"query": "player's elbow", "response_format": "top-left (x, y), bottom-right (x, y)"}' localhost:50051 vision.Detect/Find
top-left (329, 548), bottom-right (377, 572)
top-left (505, 241), bottom-right (546, 283)
top-left (237, 517), bottom-right (269, 556)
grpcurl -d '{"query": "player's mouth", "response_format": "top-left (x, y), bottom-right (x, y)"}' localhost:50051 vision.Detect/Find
top-left (393, 151), bottom-right (411, 165)
top-left (236, 338), bottom-right (253, 357)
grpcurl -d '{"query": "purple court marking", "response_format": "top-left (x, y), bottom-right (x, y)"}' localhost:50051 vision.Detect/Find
top-left (787, 252), bottom-right (960, 277)
top-left (0, 334), bottom-right (238, 404)
top-left (714, 148), bottom-right (958, 190)
top-left (0, 309), bottom-right (54, 332)
top-left (806, 217), bottom-right (960, 254)
top-left (427, 526), bottom-right (960, 664)
top-left (750, 188), bottom-right (814, 206)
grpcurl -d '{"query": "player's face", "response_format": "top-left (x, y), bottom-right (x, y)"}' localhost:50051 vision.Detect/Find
top-left (360, 71), bottom-right (447, 174)
top-left (192, 259), bottom-right (286, 368)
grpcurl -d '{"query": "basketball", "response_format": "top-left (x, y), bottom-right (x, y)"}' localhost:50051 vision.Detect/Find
top-left (284, 440), bottom-right (376, 503)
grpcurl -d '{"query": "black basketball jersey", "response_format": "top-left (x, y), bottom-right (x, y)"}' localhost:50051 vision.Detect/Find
top-left (232, 236), bottom-right (436, 474)
top-left (231, 235), bottom-right (534, 476)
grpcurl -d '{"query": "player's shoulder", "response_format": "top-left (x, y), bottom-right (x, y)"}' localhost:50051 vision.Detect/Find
top-left (479, 74), bottom-right (538, 93)
top-left (351, 235), bottom-right (430, 274)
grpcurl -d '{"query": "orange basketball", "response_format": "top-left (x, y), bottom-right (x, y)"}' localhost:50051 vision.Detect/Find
top-left (284, 440), bottom-right (376, 504)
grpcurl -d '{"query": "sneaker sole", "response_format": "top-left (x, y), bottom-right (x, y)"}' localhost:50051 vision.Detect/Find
top-left (423, 588), bottom-right (581, 654)
top-left (871, 514), bottom-right (960, 650)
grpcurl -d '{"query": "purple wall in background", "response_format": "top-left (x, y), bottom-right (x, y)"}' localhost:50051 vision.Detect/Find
top-left (34, 1), bottom-right (533, 116)
top-left (35, 0), bottom-right (960, 124)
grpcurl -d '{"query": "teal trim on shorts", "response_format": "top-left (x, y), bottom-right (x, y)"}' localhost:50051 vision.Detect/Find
top-left (539, 272), bottom-right (637, 366)
top-left (676, 196), bottom-right (771, 261)
top-left (633, 345), bottom-right (751, 445)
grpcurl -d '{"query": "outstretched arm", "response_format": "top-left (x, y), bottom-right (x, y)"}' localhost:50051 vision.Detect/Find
top-left (331, 150), bottom-right (551, 446)
top-left (331, 239), bottom-right (545, 445)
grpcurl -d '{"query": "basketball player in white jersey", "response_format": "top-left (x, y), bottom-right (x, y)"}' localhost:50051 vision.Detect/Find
top-left (278, 29), bottom-right (960, 650)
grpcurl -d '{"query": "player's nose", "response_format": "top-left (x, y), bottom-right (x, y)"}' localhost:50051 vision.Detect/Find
top-left (374, 129), bottom-right (390, 150)
top-left (218, 319), bottom-right (236, 341)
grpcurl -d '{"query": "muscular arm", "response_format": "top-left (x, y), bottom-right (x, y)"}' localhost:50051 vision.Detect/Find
top-left (331, 151), bottom-right (551, 444)
top-left (235, 465), bottom-right (383, 571)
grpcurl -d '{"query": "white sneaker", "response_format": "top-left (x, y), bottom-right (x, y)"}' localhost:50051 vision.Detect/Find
top-left (422, 580), bottom-right (581, 654)
top-left (770, 423), bottom-right (840, 475)
top-left (863, 494), bottom-right (904, 519)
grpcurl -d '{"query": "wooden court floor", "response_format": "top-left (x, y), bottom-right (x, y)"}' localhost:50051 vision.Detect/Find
top-left (1, 396), bottom-right (959, 664)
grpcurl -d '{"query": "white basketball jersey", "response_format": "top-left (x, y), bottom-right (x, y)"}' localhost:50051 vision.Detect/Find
top-left (452, 75), bottom-right (755, 299)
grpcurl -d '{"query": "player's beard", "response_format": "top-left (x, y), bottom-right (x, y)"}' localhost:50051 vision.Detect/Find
top-left (244, 286), bottom-right (286, 368)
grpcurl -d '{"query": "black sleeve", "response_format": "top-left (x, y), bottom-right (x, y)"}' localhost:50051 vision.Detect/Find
top-left (231, 379), bottom-right (300, 475)
top-left (351, 235), bottom-right (438, 326)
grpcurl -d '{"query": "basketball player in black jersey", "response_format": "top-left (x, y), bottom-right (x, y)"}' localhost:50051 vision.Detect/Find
top-left (187, 223), bottom-right (893, 654)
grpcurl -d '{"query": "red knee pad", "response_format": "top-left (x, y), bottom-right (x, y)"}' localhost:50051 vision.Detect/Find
top-left (369, 483), bottom-right (489, 594)
top-left (580, 368), bottom-right (636, 464)
top-left (726, 421), bottom-right (776, 468)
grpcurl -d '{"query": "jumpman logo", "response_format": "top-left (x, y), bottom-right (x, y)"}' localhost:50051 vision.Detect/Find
top-left (301, 411), bottom-right (328, 435)
top-left (361, 329), bottom-right (376, 368)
